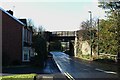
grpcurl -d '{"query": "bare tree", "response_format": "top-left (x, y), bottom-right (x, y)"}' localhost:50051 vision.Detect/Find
top-left (27, 18), bottom-right (35, 27)
top-left (80, 19), bottom-right (97, 30)
top-left (80, 20), bottom-right (90, 30)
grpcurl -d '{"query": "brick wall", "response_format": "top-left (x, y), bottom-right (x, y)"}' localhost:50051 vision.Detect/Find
top-left (2, 11), bottom-right (23, 65)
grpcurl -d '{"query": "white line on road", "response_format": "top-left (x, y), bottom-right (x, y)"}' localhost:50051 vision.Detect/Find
top-left (64, 72), bottom-right (75, 80)
top-left (95, 68), bottom-right (117, 75)
top-left (51, 53), bottom-right (75, 80)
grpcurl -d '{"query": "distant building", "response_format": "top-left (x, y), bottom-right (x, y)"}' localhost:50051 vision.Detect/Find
top-left (1, 8), bottom-right (34, 65)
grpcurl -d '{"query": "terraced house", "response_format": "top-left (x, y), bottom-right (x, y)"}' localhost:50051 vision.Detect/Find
top-left (1, 8), bottom-right (34, 65)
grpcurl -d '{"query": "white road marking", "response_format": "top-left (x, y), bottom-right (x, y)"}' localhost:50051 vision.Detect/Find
top-left (64, 72), bottom-right (75, 80)
top-left (95, 68), bottom-right (117, 75)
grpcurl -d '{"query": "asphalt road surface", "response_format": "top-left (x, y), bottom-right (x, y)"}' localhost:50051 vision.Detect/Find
top-left (50, 52), bottom-right (120, 80)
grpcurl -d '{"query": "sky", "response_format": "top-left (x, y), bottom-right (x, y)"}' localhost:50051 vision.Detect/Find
top-left (0, 0), bottom-right (106, 31)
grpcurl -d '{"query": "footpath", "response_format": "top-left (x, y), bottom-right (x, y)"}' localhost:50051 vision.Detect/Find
top-left (36, 58), bottom-right (67, 80)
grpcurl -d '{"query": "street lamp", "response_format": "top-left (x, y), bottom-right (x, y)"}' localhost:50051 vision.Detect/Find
top-left (97, 18), bottom-right (100, 56)
top-left (88, 11), bottom-right (93, 59)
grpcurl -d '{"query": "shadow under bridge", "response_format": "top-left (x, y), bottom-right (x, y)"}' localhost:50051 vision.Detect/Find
top-left (48, 31), bottom-right (76, 56)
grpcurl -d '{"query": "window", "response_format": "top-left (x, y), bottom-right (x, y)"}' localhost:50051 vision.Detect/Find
top-left (30, 32), bottom-right (32, 44)
top-left (24, 53), bottom-right (28, 60)
top-left (22, 27), bottom-right (25, 42)
top-left (23, 28), bottom-right (28, 42)
top-left (23, 49), bottom-right (29, 62)
top-left (26, 29), bottom-right (28, 42)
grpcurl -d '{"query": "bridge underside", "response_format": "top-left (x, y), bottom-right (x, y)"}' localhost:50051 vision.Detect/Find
top-left (48, 36), bottom-right (75, 56)
top-left (50, 36), bottom-right (75, 42)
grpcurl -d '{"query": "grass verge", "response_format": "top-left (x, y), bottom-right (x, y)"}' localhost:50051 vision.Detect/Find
top-left (1, 74), bottom-right (37, 80)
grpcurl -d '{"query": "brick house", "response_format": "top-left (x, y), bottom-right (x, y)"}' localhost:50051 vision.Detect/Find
top-left (19, 19), bottom-right (34, 63)
top-left (1, 8), bottom-right (34, 65)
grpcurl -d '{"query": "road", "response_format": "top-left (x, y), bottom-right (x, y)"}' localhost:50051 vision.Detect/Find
top-left (50, 52), bottom-right (120, 80)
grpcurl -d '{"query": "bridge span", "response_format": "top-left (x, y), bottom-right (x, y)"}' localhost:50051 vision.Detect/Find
top-left (45, 31), bottom-right (77, 56)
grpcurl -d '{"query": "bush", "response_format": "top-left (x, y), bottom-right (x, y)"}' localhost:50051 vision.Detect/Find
top-left (32, 34), bottom-right (48, 68)
top-left (30, 55), bottom-right (44, 68)
top-left (82, 54), bottom-right (91, 60)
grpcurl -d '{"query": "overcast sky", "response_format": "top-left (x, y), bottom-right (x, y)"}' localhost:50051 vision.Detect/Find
top-left (0, 0), bottom-right (106, 31)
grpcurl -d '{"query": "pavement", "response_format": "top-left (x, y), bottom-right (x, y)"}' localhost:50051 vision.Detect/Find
top-left (36, 74), bottom-right (67, 80)
top-left (2, 57), bottom-right (67, 80)
top-left (2, 58), bottom-right (60, 75)
top-left (43, 58), bottom-right (60, 74)
top-left (36, 58), bottom-right (67, 80)
top-left (50, 51), bottom-right (120, 80)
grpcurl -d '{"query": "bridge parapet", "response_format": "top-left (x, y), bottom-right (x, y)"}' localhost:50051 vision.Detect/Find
top-left (52, 31), bottom-right (76, 37)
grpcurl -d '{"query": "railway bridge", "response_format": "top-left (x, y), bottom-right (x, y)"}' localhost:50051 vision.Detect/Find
top-left (45, 31), bottom-right (77, 56)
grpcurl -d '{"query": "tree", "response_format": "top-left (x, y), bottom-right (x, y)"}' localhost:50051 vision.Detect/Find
top-left (37, 25), bottom-right (45, 36)
top-left (27, 18), bottom-right (35, 27)
top-left (80, 19), bottom-right (97, 30)
top-left (75, 18), bottom-right (98, 59)
top-left (80, 20), bottom-right (90, 30)
top-left (98, 1), bottom-right (120, 58)
top-left (31, 26), bottom-right (47, 68)
top-left (98, 1), bottom-right (120, 10)
top-left (80, 18), bottom-right (98, 43)
top-left (98, 19), bottom-right (117, 54)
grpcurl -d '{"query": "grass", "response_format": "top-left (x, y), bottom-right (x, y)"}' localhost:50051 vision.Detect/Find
top-left (77, 54), bottom-right (91, 61)
top-left (1, 74), bottom-right (37, 80)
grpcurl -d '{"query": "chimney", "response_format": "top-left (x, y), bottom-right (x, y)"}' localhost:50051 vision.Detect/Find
top-left (19, 19), bottom-right (27, 26)
top-left (7, 10), bottom-right (13, 16)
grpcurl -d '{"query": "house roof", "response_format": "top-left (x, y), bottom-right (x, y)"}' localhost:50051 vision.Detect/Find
top-left (0, 7), bottom-right (26, 26)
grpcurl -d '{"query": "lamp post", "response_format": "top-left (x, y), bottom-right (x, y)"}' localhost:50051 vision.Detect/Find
top-left (88, 11), bottom-right (93, 59)
top-left (97, 18), bottom-right (100, 56)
